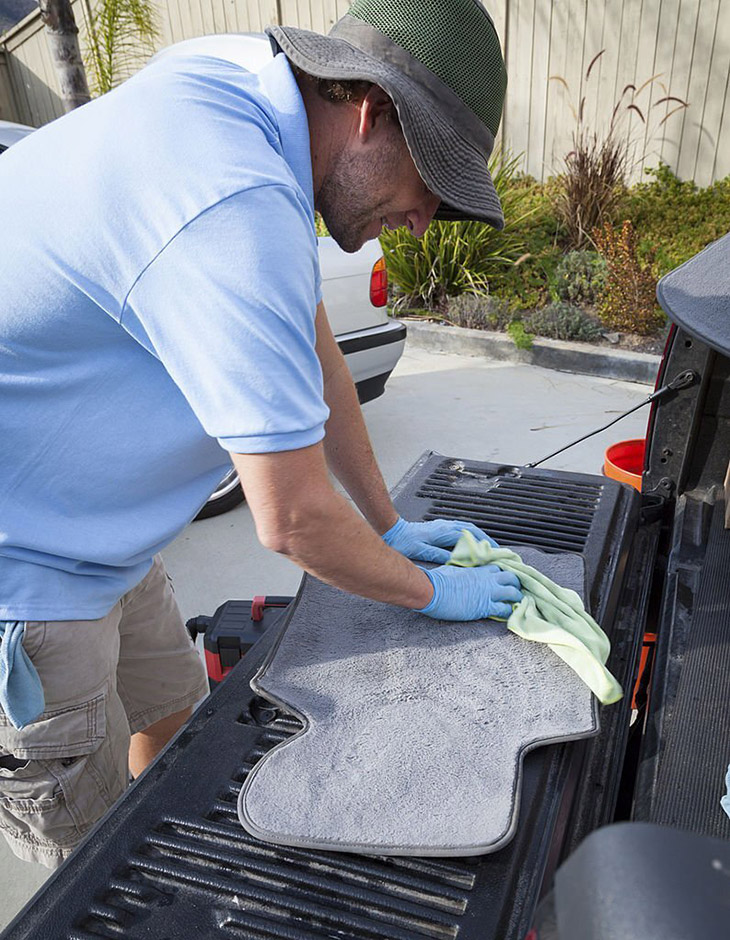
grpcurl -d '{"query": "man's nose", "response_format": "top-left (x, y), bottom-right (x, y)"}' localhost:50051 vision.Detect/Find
top-left (405, 193), bottom-right (441, 237)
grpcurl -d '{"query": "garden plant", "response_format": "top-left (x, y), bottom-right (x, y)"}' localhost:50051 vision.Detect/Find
top-left (380, 49), bottom-right (728, 351)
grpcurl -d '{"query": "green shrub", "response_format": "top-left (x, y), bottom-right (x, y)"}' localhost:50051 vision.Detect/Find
top-left (445, 293), bottom-right (514, 330)
top-left (554, 250), bottom-right (606, 305)
top-left (523, 302), bottom-right (603, 342)
top-left (622, 163), bottom-right (730, 276)
top-left (507, 320), bottom-right (534, 350)
top-left (487, 175), bottom-right (566, 309)
top-left (594, 219), bottom-right (664, 335)
top-left (381, 151), bottom-right (533, 312)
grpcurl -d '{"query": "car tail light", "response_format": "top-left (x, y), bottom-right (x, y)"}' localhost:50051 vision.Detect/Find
top-left (369, 256), bottom-right (388, 307)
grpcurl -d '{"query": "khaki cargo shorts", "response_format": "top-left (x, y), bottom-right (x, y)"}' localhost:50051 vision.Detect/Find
top-left (0, 555), bottom-right (209, 868)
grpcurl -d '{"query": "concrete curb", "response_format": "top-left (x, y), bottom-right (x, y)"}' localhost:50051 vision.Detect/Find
top-left (403, 320), bottom-right (661, 385)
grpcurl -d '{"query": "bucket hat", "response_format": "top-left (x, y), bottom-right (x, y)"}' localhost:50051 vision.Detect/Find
top-left (266, 0), bottom-right (508, 229)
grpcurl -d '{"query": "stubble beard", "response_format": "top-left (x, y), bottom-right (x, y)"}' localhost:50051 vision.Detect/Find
top-left (317, 132), bottom-right (403, 253)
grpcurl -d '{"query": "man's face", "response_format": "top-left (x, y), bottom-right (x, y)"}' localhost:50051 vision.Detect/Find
top-left (317, 116), bottom-right (440, 254)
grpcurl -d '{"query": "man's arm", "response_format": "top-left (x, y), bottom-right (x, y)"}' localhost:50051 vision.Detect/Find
top-left (231, 443), bottom-right (432, 608)
top-left (313, 301), bottom-right (398, 534)
top-left (231, 305), bottom-right (522, 619)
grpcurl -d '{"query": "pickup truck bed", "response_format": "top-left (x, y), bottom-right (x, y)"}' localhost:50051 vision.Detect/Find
top-left (634, 494), bottom-right (730, 839)
top-left (2, 454), bottom-right (644, 940)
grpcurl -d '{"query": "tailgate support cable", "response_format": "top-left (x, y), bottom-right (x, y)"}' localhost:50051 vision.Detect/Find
top-left (524, 370), bottom-right (697, 469)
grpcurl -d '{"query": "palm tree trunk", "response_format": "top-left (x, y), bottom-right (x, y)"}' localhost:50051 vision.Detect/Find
top-left (38, 0), bottom-right (91, 112)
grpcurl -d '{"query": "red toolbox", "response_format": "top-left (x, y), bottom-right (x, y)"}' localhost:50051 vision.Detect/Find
top-left (186, 596), bottom-right (293, 688)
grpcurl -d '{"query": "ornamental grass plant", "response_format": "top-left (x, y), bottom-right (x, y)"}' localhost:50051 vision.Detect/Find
top-left (556, 125), bottom-right (627, 250)
top-left (551, 50), bottom-right (687, 251)
top-left (380, 150), bottom-right (533, 313)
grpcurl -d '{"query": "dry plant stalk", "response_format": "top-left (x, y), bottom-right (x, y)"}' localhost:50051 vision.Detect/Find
top-left (552, 50), bottom-right (687, 250)
top-left (558, 129), bottom-right (626, 249)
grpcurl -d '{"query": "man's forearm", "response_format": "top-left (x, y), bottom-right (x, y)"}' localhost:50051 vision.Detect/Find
top-left (270, 486), bottom-right (431, 608)
top-left (322, 356), bottom-right (398, 534)
top-left (315, 302), bottom-right (398, 534)
top-left (232, 447), bottom-right (432, 610)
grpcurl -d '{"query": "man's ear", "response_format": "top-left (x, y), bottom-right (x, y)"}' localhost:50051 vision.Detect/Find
top-left (357, 85), bottom-right (396, 142)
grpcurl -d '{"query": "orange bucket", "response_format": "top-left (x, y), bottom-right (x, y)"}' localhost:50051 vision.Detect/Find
top-left (604, 439), bottom-right (645, 490)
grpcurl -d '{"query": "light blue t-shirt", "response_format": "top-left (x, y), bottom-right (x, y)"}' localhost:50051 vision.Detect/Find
top-left (0, 52), bottom-right (329, 621)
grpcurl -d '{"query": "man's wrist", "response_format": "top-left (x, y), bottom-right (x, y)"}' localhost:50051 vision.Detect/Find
top-left (377, 509), bottom-right (402, 538)
top-left (414, 567), bottom-right (438, 612)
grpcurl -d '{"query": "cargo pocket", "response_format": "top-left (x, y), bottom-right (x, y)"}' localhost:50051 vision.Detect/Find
top-left (0, 686), bottom-right (115, 864)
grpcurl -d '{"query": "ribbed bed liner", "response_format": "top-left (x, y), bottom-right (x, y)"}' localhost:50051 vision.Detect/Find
top-left (2, 454), bottom-right (640, 940)
top-left (636, 497), bottom-right (730, 838)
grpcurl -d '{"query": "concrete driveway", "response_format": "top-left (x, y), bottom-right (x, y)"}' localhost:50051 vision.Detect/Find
top-left (0, 344), bottom-right (653, 930)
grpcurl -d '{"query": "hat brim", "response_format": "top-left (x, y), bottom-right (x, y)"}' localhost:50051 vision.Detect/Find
top-left (267, 25), bottom-right (504, 230)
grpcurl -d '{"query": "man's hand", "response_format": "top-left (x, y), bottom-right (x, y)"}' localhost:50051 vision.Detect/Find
top-left (231, 444), bottom-right (433, 610)
top-left (382, 517), bottom-right (498, 564)
top-left (231, 447), bottom-right (518, 623)
top-left (418, 564), bottom-right (523, 622)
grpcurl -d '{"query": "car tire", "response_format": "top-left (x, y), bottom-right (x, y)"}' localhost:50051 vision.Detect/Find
top-left (194, 468), bottom-right (245, 521)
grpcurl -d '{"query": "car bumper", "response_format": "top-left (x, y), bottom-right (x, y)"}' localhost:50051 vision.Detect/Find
top-left (337, 320), bottom-right (407, 400)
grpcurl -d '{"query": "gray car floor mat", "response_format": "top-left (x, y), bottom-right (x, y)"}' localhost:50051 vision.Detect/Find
top-left (238, 547), bottom-right (600, 856)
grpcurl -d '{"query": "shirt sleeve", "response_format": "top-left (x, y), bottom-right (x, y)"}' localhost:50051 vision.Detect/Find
top-left (121, 184), bottom-right (329, 454)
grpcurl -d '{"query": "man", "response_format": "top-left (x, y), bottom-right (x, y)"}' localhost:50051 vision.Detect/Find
top-left (0, 0), bottom-right (520, 868)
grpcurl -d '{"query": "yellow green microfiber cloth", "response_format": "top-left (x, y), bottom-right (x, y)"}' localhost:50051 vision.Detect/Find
top-left (448, 532), bottom-right (623, 705)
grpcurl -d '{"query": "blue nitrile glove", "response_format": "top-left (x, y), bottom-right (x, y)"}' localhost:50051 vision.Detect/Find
top-left (417, 564), bottom-right (523, 622)
top-left (382, 516), bottom-right (498, 564)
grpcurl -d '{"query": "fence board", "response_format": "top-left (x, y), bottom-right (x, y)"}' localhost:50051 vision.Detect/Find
top-left (0, 52), bottom-right (19, 122)
top-left (590, 0), bottom-right (621, 143)
top-left (33, 28), bottom-right (60, 123)
top-left (582, 0), bottom-right (606, 133)
top-left (166, 0), bottom-right (184, 43)
top-left (562, 0), bottom-right (587, 155)
top-left (0, 0), bottom-right (727, 185)
top-left (660, 0), bottom-right (698, 166)
top-left (505, 0), bottom-right (532, 167)
top-left (634, 0), bottom-right (663, 176)
top-left (650, 0), bottom-right (680, 167)
top-left (618, 0), bottom-right (646, 174)
top-left (3, 39), bottom-right (33, 126)
top-left (680, 0), bottom-right (721, 182)
top-left (200, 0), bottom-right (215, 35)
top-left (705, 0), bottom-right (730, 182)
top-left (675, 0), bottom-right (709, 179)
top-left (526, 0), bottom-right (551, 176)
top-left (542, 0), bottom-right (567, 175)
top-left (526, 0), bottom-right (552, 176)
top-left (543, 0), bottom-right (585, 176)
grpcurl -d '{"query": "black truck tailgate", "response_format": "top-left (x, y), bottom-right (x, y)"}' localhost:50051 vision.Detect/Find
top-left (2, 454), bottom-right (644, 940)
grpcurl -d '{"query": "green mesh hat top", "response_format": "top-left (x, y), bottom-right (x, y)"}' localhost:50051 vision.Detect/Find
top-left (266, 0), bottom-right (508, 229)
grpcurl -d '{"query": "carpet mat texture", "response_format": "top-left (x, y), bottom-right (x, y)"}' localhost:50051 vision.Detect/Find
top-left (238, 547), bottom-right (600, 856)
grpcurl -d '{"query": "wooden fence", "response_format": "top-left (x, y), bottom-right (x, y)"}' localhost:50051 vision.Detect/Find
top-left (1, 0), bottom-right (729, 186)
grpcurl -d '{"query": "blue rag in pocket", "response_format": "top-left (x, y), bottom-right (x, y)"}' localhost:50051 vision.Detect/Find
top-left (0, 621), bottom-right (45, 730)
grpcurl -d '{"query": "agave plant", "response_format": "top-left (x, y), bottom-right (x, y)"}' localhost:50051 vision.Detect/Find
top-left (84, 0), bottom-right (159, 96)
top-left (380, 149), bottom-right (533, 313)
